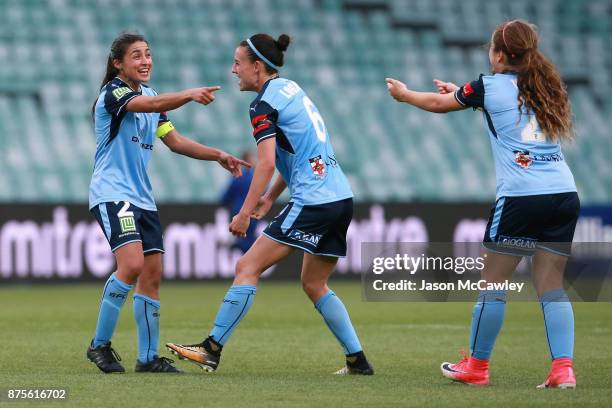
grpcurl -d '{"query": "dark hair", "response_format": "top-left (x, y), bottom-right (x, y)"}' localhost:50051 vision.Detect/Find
top-left (240, 33), bottom-right (291, 74)
top-left (92, 32), bottom-right (148, 116)
top-left (492, 20), bottom-right (573, 141)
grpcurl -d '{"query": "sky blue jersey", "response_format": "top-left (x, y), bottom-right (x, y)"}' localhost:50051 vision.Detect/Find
top-left (89, 77), bottom-right (168, 211)
top-left (455, 73), bottom-right (577, 199)
top-left (250, 78), bottom-right (353, 205)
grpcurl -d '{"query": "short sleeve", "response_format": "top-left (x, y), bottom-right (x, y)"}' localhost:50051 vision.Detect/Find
top-left (454, 75), bottom-right (485, 109)
top-left (249, 101), bottom-right (279, 144)
top-left (104, 83), bottom-right (140, 116)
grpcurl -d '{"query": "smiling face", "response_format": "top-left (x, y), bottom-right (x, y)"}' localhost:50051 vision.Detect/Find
top-left (113, 41), bottom-right (152, 86)
top-left (231, 46), bottom-right (260, 91)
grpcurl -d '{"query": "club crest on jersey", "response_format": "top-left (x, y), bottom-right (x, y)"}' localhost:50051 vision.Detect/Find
top-left (514, 150), bottom-right (532, 169)
top-left (309, 155), bottom-right (326, 178)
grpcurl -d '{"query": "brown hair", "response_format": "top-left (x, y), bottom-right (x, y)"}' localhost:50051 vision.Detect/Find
top-left (491, 20), bottom-right (573, 142)
top-left (240, 33), bottom-right (291, 74)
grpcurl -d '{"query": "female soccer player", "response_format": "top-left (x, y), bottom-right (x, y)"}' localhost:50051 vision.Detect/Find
top-left (167, 33), bottom-right (374, 375)
top-left (87, 32), bottom-right (249, 374)
top-left (386, 20), bottom-right (578, 388)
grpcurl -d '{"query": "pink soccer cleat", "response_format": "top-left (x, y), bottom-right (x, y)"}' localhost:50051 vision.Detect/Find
top-left (537, 358), bottom-right (576, 389)
top-left (441, 351), bottom-right (490, 386)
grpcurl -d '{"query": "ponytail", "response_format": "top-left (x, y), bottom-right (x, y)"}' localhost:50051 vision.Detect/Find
top-left (492, 20), bottom-right (573, 142)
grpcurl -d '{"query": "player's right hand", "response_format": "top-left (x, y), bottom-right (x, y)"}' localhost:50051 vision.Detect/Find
top-left (433, 79), bottom-right (459, 94)
top-left (189, 86), bottom-right (221, 105)
top-left (251, 196), bottom-right (274, 220)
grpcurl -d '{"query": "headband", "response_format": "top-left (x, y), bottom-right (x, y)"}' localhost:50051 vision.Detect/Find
top-left (246, 38), bottom-right (280, 71)
top-left (502, 21), bottom-right (517, 59)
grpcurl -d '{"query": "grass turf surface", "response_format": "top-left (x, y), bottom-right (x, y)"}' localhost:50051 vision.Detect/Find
top-left (0, 282), bottom-right (610, 407)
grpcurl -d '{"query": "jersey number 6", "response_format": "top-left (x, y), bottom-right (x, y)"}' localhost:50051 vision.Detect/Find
top-left (303, 96), bottom-right (327, 143)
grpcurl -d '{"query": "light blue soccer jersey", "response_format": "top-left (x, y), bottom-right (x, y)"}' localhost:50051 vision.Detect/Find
top-left (89, 77), bottom-right (168, 211)
top-left (249, 78), bottom-right (353, 205)
top-left (455, 73), bottom-right (576, 199)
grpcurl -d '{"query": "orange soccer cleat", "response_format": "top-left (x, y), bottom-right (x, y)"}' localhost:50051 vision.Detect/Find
top-left (441, 351), bottom-right (490, 386)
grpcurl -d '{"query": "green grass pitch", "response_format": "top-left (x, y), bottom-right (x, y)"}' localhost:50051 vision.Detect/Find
top-left (0, 282), bottom-right (610, 407)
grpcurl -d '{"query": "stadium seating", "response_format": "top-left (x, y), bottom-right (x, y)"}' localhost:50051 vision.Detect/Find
top-left (0, 0), bottom-right (610, 202)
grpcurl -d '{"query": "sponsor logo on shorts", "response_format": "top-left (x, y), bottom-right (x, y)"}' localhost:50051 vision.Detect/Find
top-left (499, 235), bottom-right (537, 249)
top-left (288, 229), bottom-right (322, 246)
top-left (120, 216), bottom-right (137, 233)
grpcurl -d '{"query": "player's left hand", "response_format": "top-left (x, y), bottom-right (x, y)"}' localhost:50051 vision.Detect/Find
top-left (218, 152), bottom-right (252, 177)
top-left (385, 78), bottom-right (409, 102)
top-left (229, 212), bottom-right (250, 238)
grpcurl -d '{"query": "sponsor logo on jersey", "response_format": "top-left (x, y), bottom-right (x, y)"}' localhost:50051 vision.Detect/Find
top-left (112, 86), bottom-right (132, 100)
top-left (309, 155), bottom-right (326, 177)
top-left (288, 229), bottom-right (322, 246)
top-left (463, 82), bottom-right (474, 96)
top-left (514, 150), bottom-right (564, 169)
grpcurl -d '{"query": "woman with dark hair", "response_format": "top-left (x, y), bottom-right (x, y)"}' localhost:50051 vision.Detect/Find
top-left (387, 20), bottom-right (578, 388)
top-left (167, 33), bottom-right (374, 375)
top-left (87, 32), bottom-right (249, 374)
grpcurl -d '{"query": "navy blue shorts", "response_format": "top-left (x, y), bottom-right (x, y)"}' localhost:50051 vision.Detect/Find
top-left (483, 192), bottom-right (580, 257)
top-left (263, 198), bottom-right (353, 258)
top-left (91, 201), bottom-right (164, 255)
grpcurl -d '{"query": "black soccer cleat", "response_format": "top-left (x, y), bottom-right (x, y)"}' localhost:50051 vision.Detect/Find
top-left (166, 337), bottom-right (221, 372)
top-left (87, 341), bottom-right (125, 374)
top-left (135, 356), bottom-right (182, 373)
top-left (334, 351), bottom-right (375, 375)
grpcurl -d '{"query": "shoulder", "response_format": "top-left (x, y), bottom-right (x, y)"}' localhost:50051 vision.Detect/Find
top-left (261, 78), bottom-right (302, 109)
top-left (141, 83), bottom-right (158, 96)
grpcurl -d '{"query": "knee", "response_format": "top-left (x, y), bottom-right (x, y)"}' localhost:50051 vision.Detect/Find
top-left (120, 256), bottom-right (145, 279)
top-left (301, 279), bottom-right (326, 300)
top-left (234, 257), bottom-right (260, 283)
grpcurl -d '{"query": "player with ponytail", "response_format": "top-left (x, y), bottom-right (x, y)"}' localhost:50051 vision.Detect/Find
top-left (387, 20), bottom-right (578, 388)
top-left (168, 33), bottom-right (374, 375)
top-left (87, 32), bottom-right (249, 374)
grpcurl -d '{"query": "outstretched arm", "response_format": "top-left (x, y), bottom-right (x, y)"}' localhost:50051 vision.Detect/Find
top-left (161, 129), bottom-right (251, 177)
top-left (386, 78), bottom-right (465, 113)
top-left (126, 86), bottom-right (221, 113)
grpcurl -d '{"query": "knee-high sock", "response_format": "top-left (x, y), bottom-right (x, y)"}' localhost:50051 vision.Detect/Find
top-left (133, 294), bottom-right (160, 363)
top-left (209, 285), bottom-right (257, 346)
top-left (315, 290), bottom-right (362, 355)
top-left (469, 290), bottom-right (507, 360)
top-left (92, 273), bottom-right (133, 348)
top-left (540, 288), bottom-right (574, 359)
